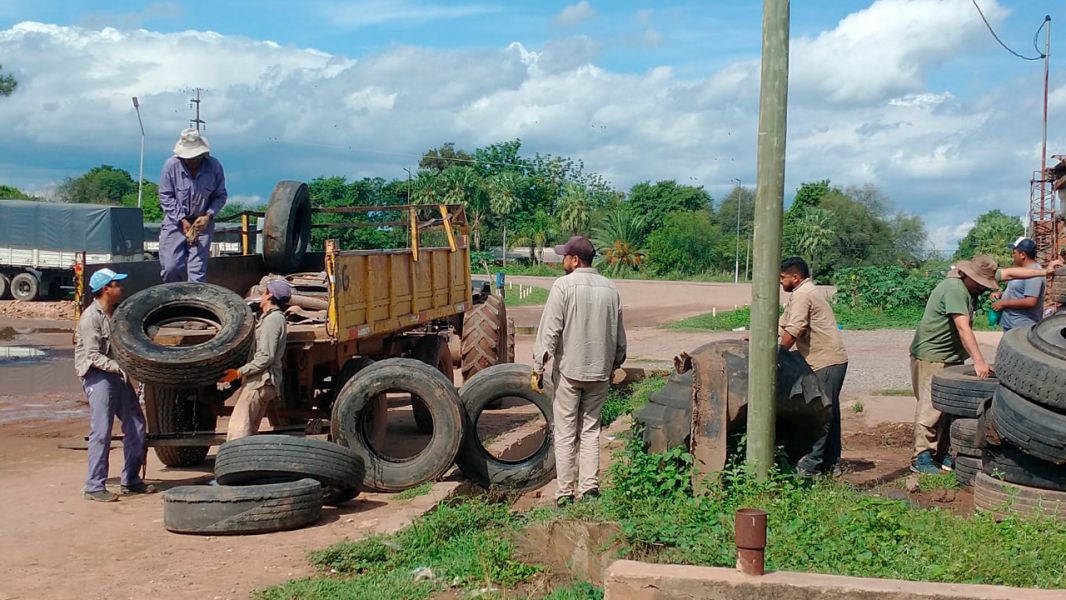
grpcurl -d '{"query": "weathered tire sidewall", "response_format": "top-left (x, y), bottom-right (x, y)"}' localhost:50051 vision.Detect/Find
top-left (214, 435), bottom-right (364, 502)
top-left (456, 363), bottom-right (555, 492)
top-left (983, 443), bottom-right (1066, 492)
top-left (263, 180), bottom-right (311, 274)
top-left (162, 478), bottom-right (323, 535)
top-left (329, 356), bottom-right (376, 445)
top-left (111, 283), bottom-right (254, 386)
top-left (995, 326), bottom-right (1066, 412)
top-left (0, 273), bottom-right (11, 300)
top-left (411, 335), bottom-right (454, 434)
top-left (334, 358), bottom-right (464, 492)
top-left (1027, 315), bottom-right (1066, 361)
top-left (990, 384), bottom-right (1066, 464)
top-left (11, 272), bottom-right (39, 301)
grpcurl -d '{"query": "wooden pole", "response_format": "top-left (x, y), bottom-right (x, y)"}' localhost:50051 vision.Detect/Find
top-left (746, 0), bottom-right (790, 480)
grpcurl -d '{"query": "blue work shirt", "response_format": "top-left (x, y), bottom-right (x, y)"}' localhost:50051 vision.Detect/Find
top-left (1000, 261), bottom-right (1045, 331)
top-left (158, 155), bottom-right (228, 229)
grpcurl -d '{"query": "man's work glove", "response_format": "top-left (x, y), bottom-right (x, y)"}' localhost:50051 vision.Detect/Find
top-left (219, 368), bottom-right (241, 384)
top-left (186, 214), bottom-right (211, 246)
top-left (530, 371), bottom-right (544, 393)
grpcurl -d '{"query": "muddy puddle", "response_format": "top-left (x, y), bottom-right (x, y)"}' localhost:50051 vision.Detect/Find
top-left (0, 318), bottom-right (86, 424)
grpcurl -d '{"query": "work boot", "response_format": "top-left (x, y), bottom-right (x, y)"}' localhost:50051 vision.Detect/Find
top-left (556, 495), bottom-right (574, 508)
top-left (84, 489), bottom-right (119, 502)
top-left (910, 451), bottom-right (940, 474)
top-left (939, 455), bottom-right (955, 472)
top-left (581, 488), bottom-right (600, 501)
top-left (121, 482), bottom-right (158, 495)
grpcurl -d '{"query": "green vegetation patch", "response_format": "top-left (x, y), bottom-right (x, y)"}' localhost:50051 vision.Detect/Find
top-left (505, 286), bottom-right (551, 307)
top-left (601, 375), bottom-right (668, 427)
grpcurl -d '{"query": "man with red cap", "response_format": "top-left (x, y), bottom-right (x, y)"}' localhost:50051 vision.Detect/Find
top-left (533, 236), bottom-right (627, 506)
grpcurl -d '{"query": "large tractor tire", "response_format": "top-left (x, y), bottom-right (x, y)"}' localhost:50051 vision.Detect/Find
top-left (263, 180), bottom-right (312, 274)
top-left (411, 335), bottom-right (455, 434)
top-left (461, 294), bottom-right (507, 383)
top-left (148, 385), bottom-right (217, 468)
top-left (333, 358), bottom-right (464, 492)
top-left (163, 478), bottom-right (323, 535)
top-left (111, 283), bottom-right (254, 386)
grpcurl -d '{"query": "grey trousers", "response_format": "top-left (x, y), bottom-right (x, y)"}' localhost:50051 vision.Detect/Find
top-left (159, 225), bottom-right (210, 283)
top-left (797, 362), bottom-right (848, 473)
top-left (552, 373), bottom-right (609, 498)
top-left (83, 369), bottom-right (147, 492)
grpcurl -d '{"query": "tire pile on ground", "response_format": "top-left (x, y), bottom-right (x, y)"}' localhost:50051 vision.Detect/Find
top-left (930, 365), bottom-right (998, 488)
top-left (974, 316), bottom-right (1066, 519)
top-left (162, 435), bottom-right (364, 535)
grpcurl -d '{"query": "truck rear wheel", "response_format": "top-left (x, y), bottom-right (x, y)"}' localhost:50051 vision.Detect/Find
top-left (461, 294), bottom-right (507, 383)
top-left (263, 180), bottom-right (311, 274)
top-left (0, 273), bottom-right (10, 300)
top-left (148, 385), bottom-right (217, 468)
top-left (11, 272), bottom-right (39, 301)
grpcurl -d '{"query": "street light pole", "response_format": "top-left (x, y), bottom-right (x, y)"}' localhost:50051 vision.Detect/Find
top-left (403, 167), bottom-right (412, 203)
top-left (732, 178), bottom-right (742, 283)
top-left (132, 97), bottom-right (145, 209)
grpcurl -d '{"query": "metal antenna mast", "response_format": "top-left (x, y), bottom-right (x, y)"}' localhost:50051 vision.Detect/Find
top-left (189, 88), bottom-right (206, 132)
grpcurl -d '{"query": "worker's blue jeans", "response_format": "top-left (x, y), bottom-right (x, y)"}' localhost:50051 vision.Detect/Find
top-left (797, 362), bottom-right (848, 474)
top-left (82, 369), bottom-right (147, 492)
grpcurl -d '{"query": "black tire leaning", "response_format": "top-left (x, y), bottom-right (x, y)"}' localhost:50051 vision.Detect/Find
top-left (995, 326), bottom-right (1066, 412)
top-left (930, 365), bottom-right (998, 418)
top-left (263, 180), bottom-right (312, 274)
top-left (949, 418), bottom-right (981, 458)
top-left (1027, 314), bottom-right (1066, 361)
top-left (11, 272), bottom-right (39, 301)
top-left (974, 471), bottom-right (1066, 520)
top-left (163, 479), bottom-right (323, 535)
top-left (989, 384), bottom-right (1066, 464)
top-left (983, 443), bottom-right (1066, 492)
top-left (954, 455), bottom-right (980, 488)
top-left (329, 357), bottom-right (376, 439)
top-left (214, 435), bottom-right (364, 505)
top-left (411, 336), bottom-right (454, 435)
top-left (455, 363), bottom-right (555, 492)
top-left (334, 358), bottom-right (464, 492)
top-left (111, 283), bottom-right (254, 386)
top-left (150, 385), bottom-right (216, 468)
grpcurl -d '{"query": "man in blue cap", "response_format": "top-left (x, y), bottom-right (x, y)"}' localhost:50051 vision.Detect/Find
top-left (74, 268), bottom-right (154, 501)
top-left (991, 237), bottom-right (1045, 332)
top-left (219, 279), bottom-right (291, 440)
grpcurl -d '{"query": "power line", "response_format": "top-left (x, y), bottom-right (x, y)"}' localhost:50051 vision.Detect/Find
top-left (971, 0), bottom-right (1047, 61)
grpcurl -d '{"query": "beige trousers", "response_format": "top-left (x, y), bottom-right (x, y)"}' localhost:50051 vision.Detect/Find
top-left (226, 383), bottom-right (278, 442)
top-left (910, 358), bottom-right (957, 459)
top-left (552, 373), bottom-right (609, 498)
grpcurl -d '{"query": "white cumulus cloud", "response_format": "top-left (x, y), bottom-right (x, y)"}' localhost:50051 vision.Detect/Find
top-left (554, 1), bottom-right (596, 27)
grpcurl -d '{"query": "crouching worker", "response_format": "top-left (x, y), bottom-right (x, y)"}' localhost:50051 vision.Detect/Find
top-left (76, 268), bottom-right (155, 501)
top-left (220, 280), bottom-right (290, 441)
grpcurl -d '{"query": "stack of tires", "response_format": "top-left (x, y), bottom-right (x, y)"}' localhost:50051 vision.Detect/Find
top-left (929, 365), bottom-right (999, 488)
top-left (162, 436), bottom-right (364, 535)
top-left (976, 317), bottom-right (1066, 519)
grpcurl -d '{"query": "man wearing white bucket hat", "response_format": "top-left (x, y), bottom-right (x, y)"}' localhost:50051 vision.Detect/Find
top-left (157, 128), bottom-right (228, 282)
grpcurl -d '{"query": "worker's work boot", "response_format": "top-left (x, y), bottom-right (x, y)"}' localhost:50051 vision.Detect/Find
top-left (910, 451), bottom-right (940, 475)
top-left (84, 489), bottom-right (119, 502)
top-left (120, 482), bottom-right (158, 495)
top-left (556, 495), bottom-right (574, 508)
top-left (939, 455), bottom-right (954, 472)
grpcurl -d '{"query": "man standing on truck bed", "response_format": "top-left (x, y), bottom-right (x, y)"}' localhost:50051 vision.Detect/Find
top-left (219, 280), bottom-right (291, 441)
top-left (909, 255), bottom-right (1058, 474)
top-left (158, 128), bottom-right (227, 283)
top-left (532, 235), bottom-right (627, 507)
top-left (778, 257), bottom-right (848, 478)
top-left (75, 268), bottom-right (155, 502)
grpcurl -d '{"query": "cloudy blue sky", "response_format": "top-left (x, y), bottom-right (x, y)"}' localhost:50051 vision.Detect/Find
top-left (1, 0), bottom-right (1063, 252)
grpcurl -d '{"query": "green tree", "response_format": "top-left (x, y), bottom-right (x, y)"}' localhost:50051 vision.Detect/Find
top-left (626, 180), bottom-right (712, 238)
top-left (487, 171), bottom-right (523, 266)
top-left (790, 179), bottom-right (831, 214)
top-left (306, 176), bottom-right (402, 251)
top-left (789, 207), bottom-right (835, 275)
top-left (557, 183), bottom-right (591, 235)
top-left (413, 166), bottom-right (491, 250)
top-left (646, 210), bottom-right (723, 276)
top-left (511, 209), bottom-right (557, 264)
top-left (954, 209), bottom-right (1024, 266)
top-left (0, 184), bottom-right (36, 200)
top-left (592, 210), bottom-right (647, 277)
top-left (0, 64), bottom-right (15, 97)
top-left (120, 181), bottom-right (163, 222)
top-left (59, 165), bottom-right (136, 204)
top-left (419, 142), bottom-right (473, 174)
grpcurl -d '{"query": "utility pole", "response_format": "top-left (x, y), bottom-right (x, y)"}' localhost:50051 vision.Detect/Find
top-left (131, 97), bottom-right (145, 209)
top-left (747, 0), bottom-right (790, 480)
top-left (189, 88), bottom-right (206, 132)
top-left (403, 167), bottom-right (413, 203)
top-left (732, 178), bottom-right (742, 283)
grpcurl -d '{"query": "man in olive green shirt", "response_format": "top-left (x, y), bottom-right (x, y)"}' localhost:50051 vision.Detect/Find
top-left (909, 255), bottom-right (1057, 474)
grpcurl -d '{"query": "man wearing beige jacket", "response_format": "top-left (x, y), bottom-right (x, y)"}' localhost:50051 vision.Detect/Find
top-left (532, 236), bottom-right (627, 507)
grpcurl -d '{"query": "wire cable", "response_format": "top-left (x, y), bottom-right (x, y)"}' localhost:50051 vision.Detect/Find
top-left (971, 0), bottom-right (1047, 61)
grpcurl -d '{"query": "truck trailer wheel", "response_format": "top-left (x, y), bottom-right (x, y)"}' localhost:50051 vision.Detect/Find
top-left (163, 478), bottom-right (323, 535)
top-left (148, 385), bottom-right (217, 468)
top-left (263, 180), bottom-right (311, 274)
top-left (0, 273), bottom-right (10, 300)
top-left (461, 294), bottom-right (507, 383)
top-left (10, 272), bottom-right (39, 301)
top-left (111, 283), bottom-right (254, 386)
top-left (411, 335), bottom-right (454, 434)
top-left (215, 435), bottom-right (364, 505)
top-left (334, 358), bottom-right (464, 492)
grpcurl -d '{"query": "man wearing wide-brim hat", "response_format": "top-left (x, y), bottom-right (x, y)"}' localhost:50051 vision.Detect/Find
top-left (908, 254), bottom-right (1060, 474)
top-left (157, 127), bottom-right (228, 283)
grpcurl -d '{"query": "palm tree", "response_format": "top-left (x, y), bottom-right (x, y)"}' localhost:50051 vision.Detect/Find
top-left (592, 210), bottom-right (647, 277)
top-left (511, 209), bottom-right (557, 264)
top-left (557, 183), bottom-right (590, 236)
top-left (412, 167), bottom-right (490, 250)
top-left (793, 207), bottom-right (835, 276)
top-left (488, 171), bottom-right (522, 266)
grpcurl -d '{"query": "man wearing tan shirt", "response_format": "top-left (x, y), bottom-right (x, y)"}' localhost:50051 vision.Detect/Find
top-left (778, 257), bottom-right (848, 477)
top-left (532, 236), bottom-right (626, 506)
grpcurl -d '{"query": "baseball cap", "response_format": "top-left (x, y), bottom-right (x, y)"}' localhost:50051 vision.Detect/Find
top-left (554, 236), bottom-right (596, 264)
top-left (265, 280), bottom-right (292, 304)
top-left (89, 268), bottom-right (127, 293)
top-left (1009, 236), bottom-right (1037, 257)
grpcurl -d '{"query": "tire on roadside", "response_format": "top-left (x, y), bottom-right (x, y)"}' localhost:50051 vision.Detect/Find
top-left (263, 180), bottom-right (312, 274)
top-left (214, 435), bottom-right (364, 505)
top-left (996, 326), bottom-right (1066, 412)
top-left (10, 272), bottom-right (39, 302)
top-left (983, 443), bottom-right (1066, 492)
top-left (954, 455), bottom-right (980, 488)
top-left (111, 282), bottom-right (254, 386)
top-left (930, 365), bottom-right (998, 418)
top-left (455, 363), bottom-right (555, 492)
top-left (333, 358), bottom-right (464, 492)
top-left (973, 471), bottom-right (1066, 520)
top-left (162, 478), bottom-right (323, 535)
top-left (635, 370), bottom-right (694, 454)
top-left (989, 384), bottom-right (1066, 464)
top-left (149, 385), bottom-right (217, 468)
top-left (410, 335), bottom-right (454, 435)
top-left (949, 418), bottom-right (981, 458)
